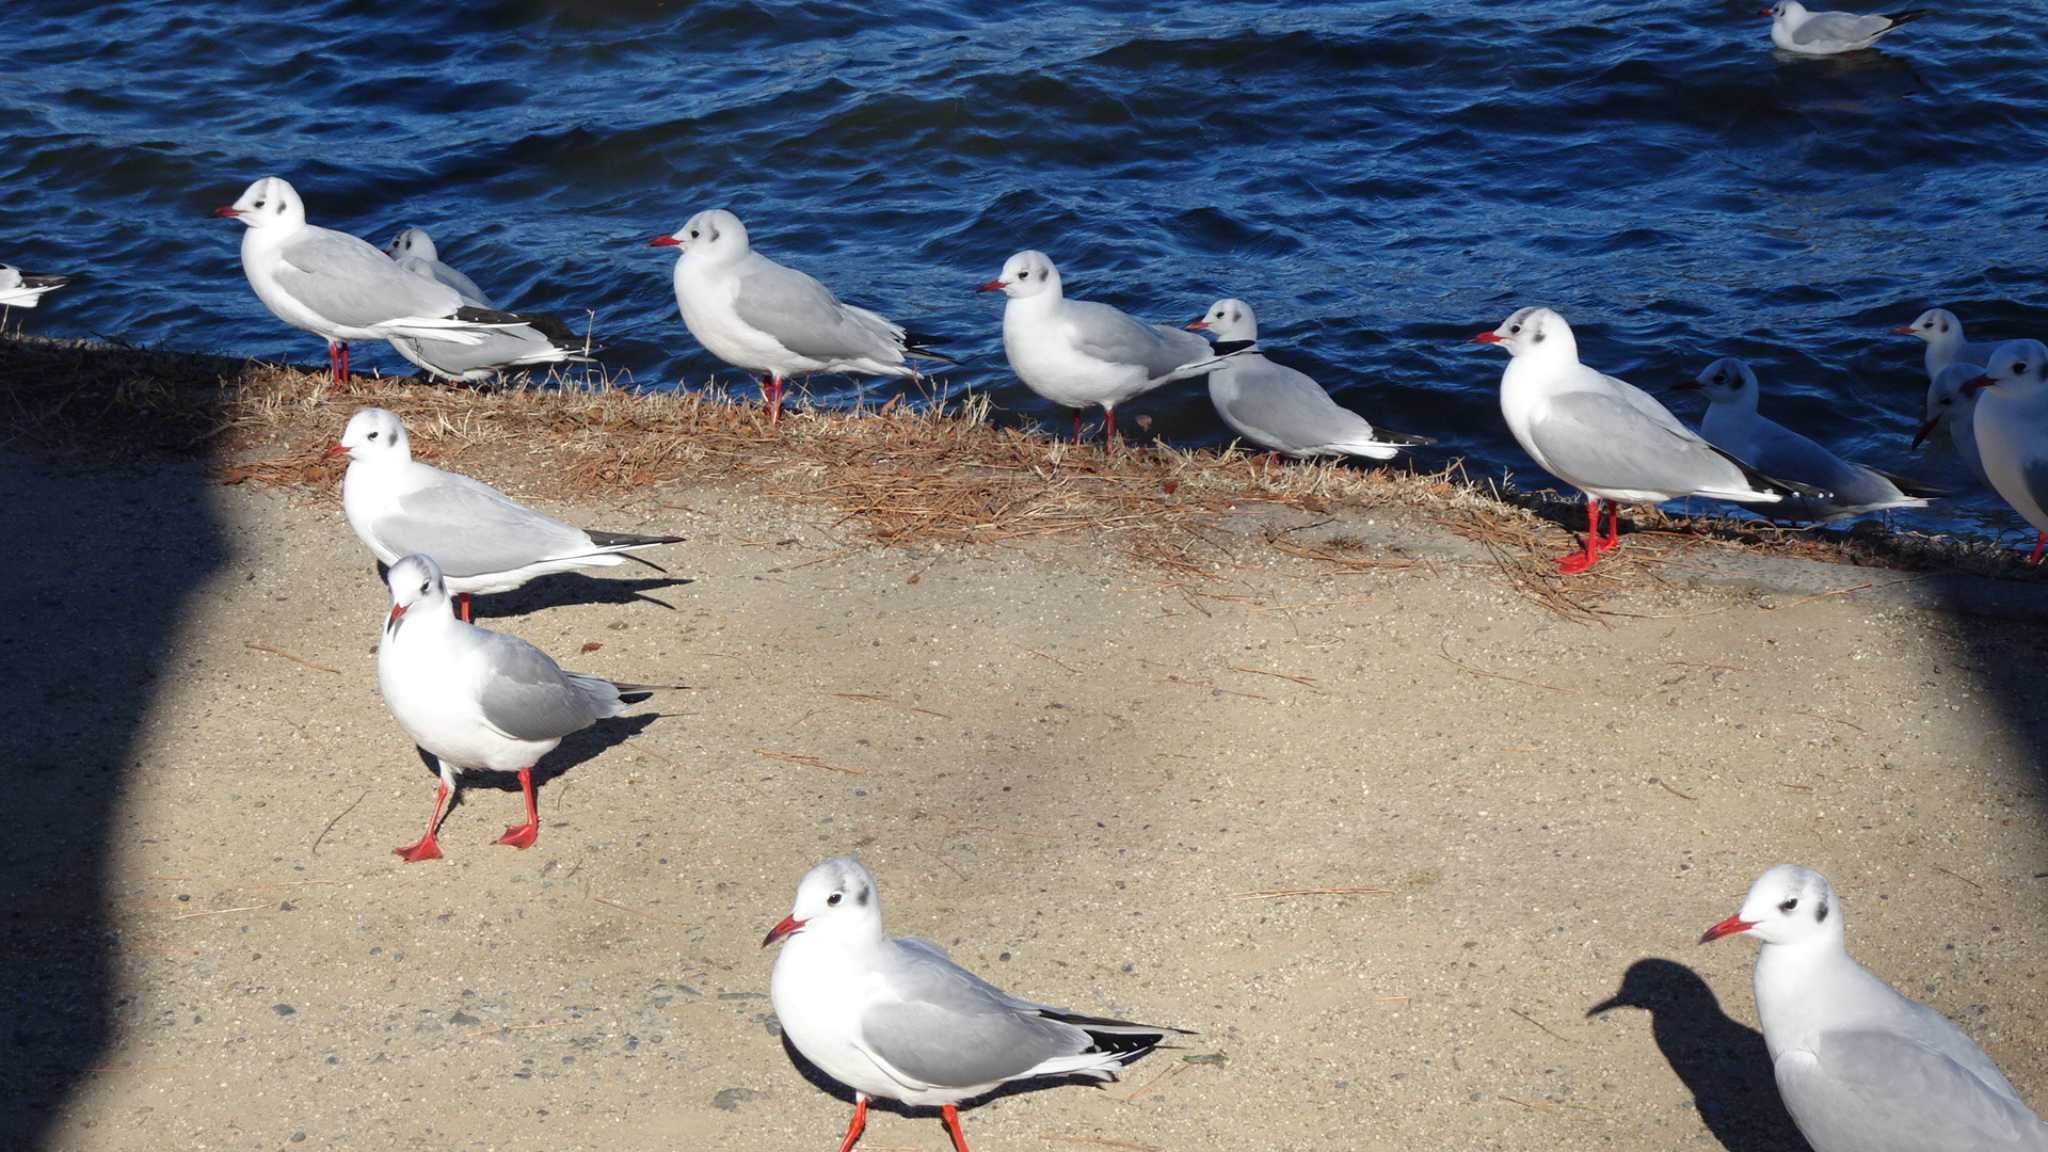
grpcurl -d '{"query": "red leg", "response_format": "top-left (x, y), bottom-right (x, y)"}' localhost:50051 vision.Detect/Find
top-left (940, 1104), bottom-right (971, 1152)
top-left (393, 782), bottom-right (449, 862)
top-left (834, 1095), bottom-right (868, 1152)
top-left (1556, 499), bottom-right (1604, 575)
top-left (2031, 532), bottom-right (2045, 565)
top-left (1103, 408), bottom-right (1117, 444)
top-left (327, 342), bottom-right (340, 382)
top-left (496, 767), bottom-right (539, 848)
top-left (766, 374), bottom-right (784, 424)
top-left (1072, 409), bottom-right (1084, 443)
top-left (337, 342), bottom-right (350, 382)
top-left (1603, 502), bottom-right (1620, 547)
top-left (455, 592), bottom-right (471, 623)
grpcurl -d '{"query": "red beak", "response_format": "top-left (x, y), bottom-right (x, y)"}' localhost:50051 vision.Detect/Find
top-left (386, 601), bottom-right (407, 629)
top-left (1185, 319), bottom-right (1210, 331)
top-left (1910, 417), bottom-right (1939, 448)
top-left (213, 205), bottom-right (242, 219)
top-left (761, 914), bottom-right (805, 947)
top-left (323, 443), bottom-right (348, 459)
top-left (1888, 325), bottom-right (1916, 336)
top-left (1758, 7), bottom-right (1774, 16)
top-left (1700, 913), bottom-right (1755, 944)
top-left (648, 235), bottom-right (680, 248)
top-left (975, 279), bottom-right (1006, 293)
top-left (1472, 331), bottom-right (1502, 344)
top-left (1962, 374), bottom-right (1992, 395)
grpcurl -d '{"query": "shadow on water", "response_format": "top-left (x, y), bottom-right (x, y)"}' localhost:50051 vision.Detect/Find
top-left (0, 338), bottom-right (229, 1146)
top-left (1589, 959), bottom-right (1812, 1152)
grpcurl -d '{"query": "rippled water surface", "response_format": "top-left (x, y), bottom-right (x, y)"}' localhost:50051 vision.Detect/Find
top-left (9, 1), bottom-right (2048, 533)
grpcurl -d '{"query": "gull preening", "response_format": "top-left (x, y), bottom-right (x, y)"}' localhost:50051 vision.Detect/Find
top-left (376, 554), bottom-right (678, 862)
top-left (1681, 356), bottom-right (1938, 520)
top-left (332, 408), bottom-right (684, 620)
top-left (381, 226), bottom-right (590, 383)
top-left (1894, 308), bottom-right (2003, 385)
top-left (1966, 340), bottom-right (2048, 564)
top-left (1186, 297), bottom-right (1432, 462)
top-left (1703, 865), bottom-right (2047, 1152)
top-left (1764, 2), bottom-right (1929, 56)
top-left (651, 208), bottom-right (951, 423)
top-left (765, 857), bottom-right (1183, 1152)
top-left (0, 263), bottom-right (72, 309)
top-left (215, 176), bottom-right (532, 382)
top-left (1475, 307), bottom-right (1813, 573)
top-left (980, 250), bottom-right (1236, 444)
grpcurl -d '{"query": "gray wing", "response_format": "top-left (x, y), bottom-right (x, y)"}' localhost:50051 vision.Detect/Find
top-left (731, 252), bottom-right (902, 363)
top-left (388, 327), bottom-right (582, 382)
top-left (1776, 1031), bottom-right (2048, 1152)
top-left (1215, 356), bottom-right (1377, 452)
top-left (1746, 420), bottom-right (1903, 508)
top-left (393, 254), bottom-right (493, 309)
top-left (1063, 299), bottom-right (1212, 377)
top-left (473, 632), bottom-right (616, 742)
top-left (372, 472), bottom-right (595, 577)
top-left (859, 938), bottom-right (1088, 1089)
top-left (1534, 390), bottom-right (1756, 497)
top-left (276, 227), bottom-right (464, 329)
top-left (1796, 11), bottom-right (1891, 44)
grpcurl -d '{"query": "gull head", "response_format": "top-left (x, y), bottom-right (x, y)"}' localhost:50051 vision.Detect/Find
top-left (1473, 306), bottom-right (1574, 360)
top-left (1681, 356), bottom-right (1760, 408)
top-left (383, 553), bottom-right (450, 638)
top-left (1891, 307), bottom-right (1963, 348)
top-left (215, 176), bottom-right (304, 230)
top-left (1965, 339), bottom-right (2048, 398)
top-left (384, 227), bottom-right (438, 263)
top-left (1702, 864), bottom-right (1842, 948)
top-left (328, 407), bottom-right (410, 463)
top-left (1188, 298), bottom-right (1258, 343)
top-left (650, 209), bottom-right (748, 261)
top-left (1915, 361), bottom-right (1983, 446)
top-left (978, 250), bottom-right (1061, 299)
top-left (1761, 1), bottom-right (1804, 21)
top-left (763, 856), bottom-right (882, 948)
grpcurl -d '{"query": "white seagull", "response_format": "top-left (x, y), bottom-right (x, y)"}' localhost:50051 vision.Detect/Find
top-left (1680, 356), bottom-right (1939, 520)
top-left (1967, 340), bottom-right (2048, 565)
top-left (1702, 864), bottom-right (2047, 1152)
top-left (332, 408), bottom-right (684, 620)
top-left (1475, 307), bottom-right (1811, 574)
top-left (0, 263), bottom-right (72, 309)
top-left (979, 250), bottom-right (1237, 444)
top-left (650, 208), bottom-right (951, 423)
top-left (1184, 297), bottom-right (1433, 461)
top-left (377, 226), bottom-right (591, 383)
top-left (377, 554), bottom-right (677, 862)
top-left (764, 857), bottom-right (1184, 1152)
top-left (1764, 2), bottom-right (1929, 56)
top-left (215, 176), bottom-right (533, 383)
top-left (1893, 308), bottom-right (2003, 385)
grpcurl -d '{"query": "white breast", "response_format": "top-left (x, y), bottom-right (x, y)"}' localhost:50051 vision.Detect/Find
top-left (771, 936), bottom-right (900, 1101)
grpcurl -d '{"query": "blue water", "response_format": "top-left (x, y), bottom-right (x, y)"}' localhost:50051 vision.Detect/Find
top-left (8, 0), bottom-right (2048, 536)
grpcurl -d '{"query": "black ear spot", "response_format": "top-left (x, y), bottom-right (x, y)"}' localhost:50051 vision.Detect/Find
top-left (1815, 898), bottom-right (1829, 924)
top-left (854, 884), bottom-right (870, 907)
top-left (1532, 329), bottom-right (1546, 344)
top-left (708, 227), bottom-right (720, 242)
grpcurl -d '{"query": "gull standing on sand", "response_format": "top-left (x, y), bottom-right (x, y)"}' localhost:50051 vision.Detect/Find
top-left (332, 408), bottom-right (684, 621)
top-left (380, 226), bottom-right (590, 383)
top-left (1893, 308), bottom-right (2003, 385)
top-left (1475, 307), bottom-right (1807, 573)
top-left (0, 263), bottom-right (72, 309)
top-left (980, 250), bottom-right (1237, 444)
top-left (765, 857), bottom-right (1184, 1152)
top-left (377, 554), bottom-right (678, 862)
top-left (650, 208), bottom-right (951, 423)
top-left (215, 177), bottom-right (534, 383)
top-left (1184, 297), bottom-right (1433, 461)
top-left (1702, 864), bottom-right (2048, 1151)
top-left (1680, 356), bottom-right (1939, 520)
top-left (1764, 2), bottom-right (1929, 56)
top-left (1967, 340), bottom-right (2048, 564)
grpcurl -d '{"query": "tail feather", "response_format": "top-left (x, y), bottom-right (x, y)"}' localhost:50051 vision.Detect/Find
top-left (1863, 466), bottom-right (1947, 500)
top-left (1703, 442), bottom-right (1831, 505)
top-left (901, 330), bottom-right (958, 366)
top-left (453, 305), bottom-right (586, 351)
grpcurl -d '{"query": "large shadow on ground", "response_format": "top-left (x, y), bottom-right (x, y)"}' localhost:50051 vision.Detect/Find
top-left (0, 337), bottom-right (230, 1145)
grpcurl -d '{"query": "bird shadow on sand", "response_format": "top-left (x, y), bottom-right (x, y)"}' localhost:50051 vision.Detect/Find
top-left (407, 712), bottom-right (662, 835)
top-left (478, 573), bottom-right (694, 619)
top-left (775, 1033), bottom-right (1155, 1123)
top-left (1589, 958), bottom-right (1812, 1152)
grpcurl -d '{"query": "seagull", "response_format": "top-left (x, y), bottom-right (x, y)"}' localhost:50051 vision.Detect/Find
top-left (1893, 308), bottom-right (2003, 385)
top-left (1966, 340), bottom-right (2048, 564)
top-left (979, 250), bottom-right (1238, 444)
top-left (1184, 297), bottom-right (1433, 462)
top-left (377, 554), bottom-right (678, 862)
top-left (378, 226), bottom-right (591, 383)
top-left (1764, 2), bottom-right (1930, 56)
top-left (1679, 356), bottom-right (1940, 520)
top-left (764, 857), bottom-right (1185, 1152)
top-left (1702, 864), bottom-right (2047, 1152)
top-left (649, 209), bottom-right (951, 423)
top-left (1913, 361), bottom-right (1991, 485)
top-left (1474, 307), bottom-right (1814, 574)
top-left (331, 408), bottom-right (684, 620)
top-left (214, 176), bottom-right (534, 383)
top-left (0, 263), bottom-right (72, 309)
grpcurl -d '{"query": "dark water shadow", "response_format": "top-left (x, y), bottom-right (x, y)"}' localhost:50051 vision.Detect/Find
top-left (0, 338), bottom-right (229, 1145)
top-left (1589, 958), bottom-right (1811, 1152)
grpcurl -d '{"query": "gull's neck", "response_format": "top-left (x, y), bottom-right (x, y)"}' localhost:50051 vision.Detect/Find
top-left (1752, 934), bottom-right (1854, 1056)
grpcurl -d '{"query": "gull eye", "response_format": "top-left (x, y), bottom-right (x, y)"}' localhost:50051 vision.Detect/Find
top-left (418, 581), bottom-right (429, 594)
top-left (1509, 323), bottom-right (1521, 334)
top-left (367, 430), bottom-right (379, 440)
top-left (688, 229), bottom-right (700, 239)
top-left (1018, 270), bottom-right (1030, 279)
top-left (1778, 897), bottom-right (1799, 913)
top-left (826, 892), bottom-right (842, 907)
top-left (253, 199), bottom-right (266, 208)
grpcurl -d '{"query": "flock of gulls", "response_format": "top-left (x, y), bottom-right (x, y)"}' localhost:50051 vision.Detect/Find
top-left (4, 7), bottom-right (2043, 1149)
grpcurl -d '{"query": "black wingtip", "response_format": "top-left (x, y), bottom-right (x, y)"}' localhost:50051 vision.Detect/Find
top-left (21, 273), bottom-right (74, 289)
top-left (586, 530), bottom-right (687, 548)
top-left (1377, 427), bottom-right (1438, 447)
top-left (902, 331), bottom-right (959, 366)
top-left (452, 305), bottom-right (584, 350)
top-left (1885, 9), bottom-right (1931, 28)
top-left (1865, 468), bottom-right (1948, 500)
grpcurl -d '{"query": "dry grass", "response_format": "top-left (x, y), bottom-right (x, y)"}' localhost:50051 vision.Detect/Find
top-left (4, 333), bottom-right (2042, 606)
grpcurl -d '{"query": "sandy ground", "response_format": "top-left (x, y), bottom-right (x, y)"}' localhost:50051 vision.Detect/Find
top-left (8, 443), bottom-right (2047, 1152)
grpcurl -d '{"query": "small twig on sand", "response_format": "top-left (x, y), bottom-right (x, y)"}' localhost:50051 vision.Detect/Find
top-left (244, 641), bottom-right (340, 675)
top-left (1227, 665), bottom-right (1321, 690)
top-left (468, 1020), bottom-right (580, 1038)
top-left (830, 692), bottom-right (952, 719)
top-left (1026, 648), bottom-right (1083, 674)
top-left (1790, 708), bottom-right (1865, 734)
top-left (311, 788), bottom-right (367, 855)
top-left (1165, 674), bottom-right (1270, 702)
top-left (1930, 863), bottom-right (1983, 892)
top-left (590, 894), bottom-right (668, 921)
top-left (1436, 638), bottom-right (1575, 695)
top-left (1041, 1135), bottom-right (1164, 1152)
top-left (1508, 1007), bottom-right (1578, 1046)
top-left (1232, 885), bottom-right (1393, 900)
top-left (754, 749), bottom-right (864, 776)
top-left (1652, 777), bottom-right (1696, 801)
top-left (171, 903), bottom-right (266, 922)
top-left (1775, 781), bottom-right (1815, 793)
top-left (1119, 1060), bottom-right (1187, 1103)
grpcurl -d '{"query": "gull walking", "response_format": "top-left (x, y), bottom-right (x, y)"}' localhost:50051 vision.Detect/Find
top-left (765, 857), bottom-right (1184, 1152)
top-left (377, 554), bottom-right (678, 861)
top-left (650, 209), bottom-right (951, 423)
top-left (332, 408), bottom-right (684, 620)
top-left (1475, 307), bottom-right (1812, 573)
top-left (1681, 357), bottom-right (1939, 520)
top-left (1185, 297), bottom-right (1432, 461)
top-left (1764, 2), bottom-right (1929, 56)
top-left (1967, 341), bottom-right (2048, 564)
top-left (381, 226), bottom-right (590, 383)
top-left (1703, 864), bottom-right (2047, 1152)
